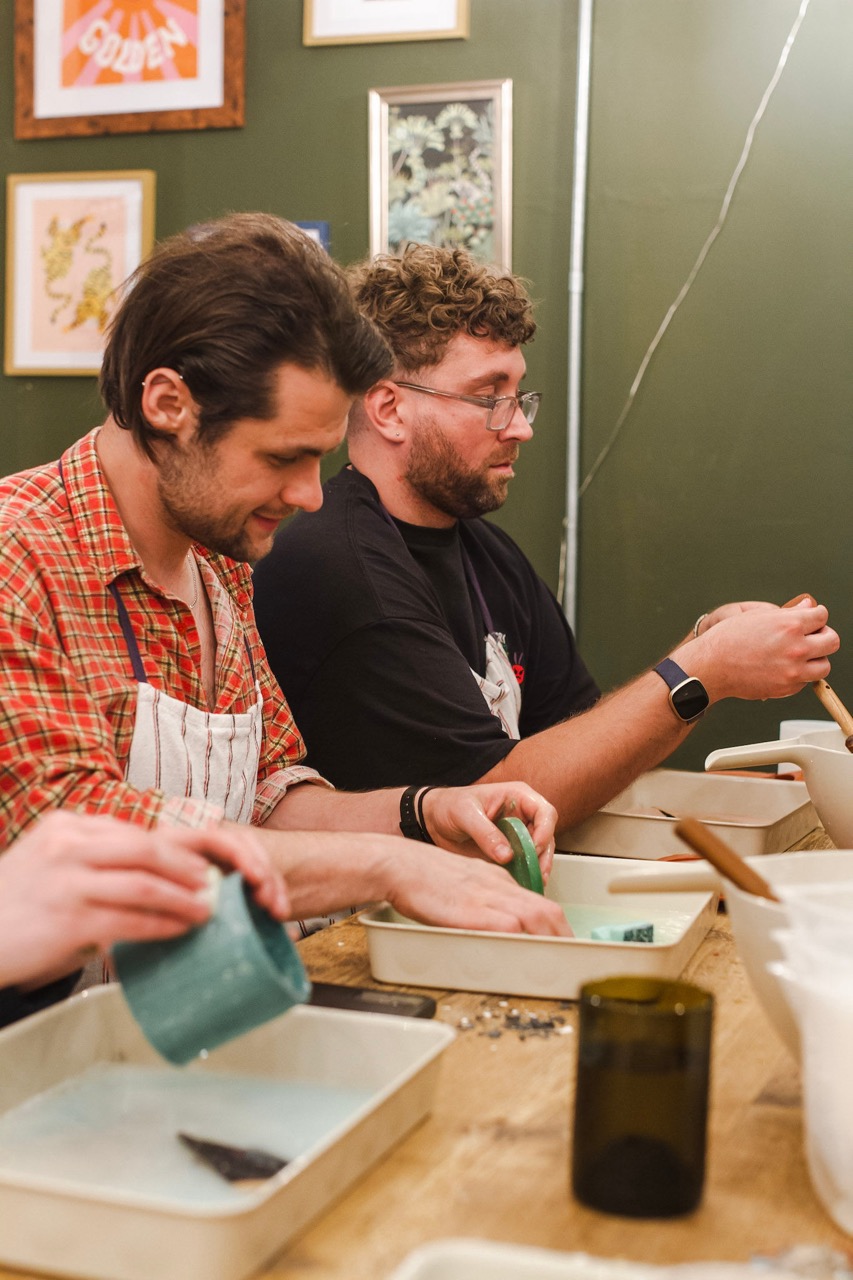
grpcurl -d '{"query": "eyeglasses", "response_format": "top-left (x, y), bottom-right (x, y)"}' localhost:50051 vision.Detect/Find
top-left (393, 382), bottom-right (541, 432)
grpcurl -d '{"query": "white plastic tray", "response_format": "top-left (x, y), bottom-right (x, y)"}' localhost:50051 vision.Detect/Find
top-left (556, 768), bottom-right (816, 859)
top-left (362, 855), bottom-right (718, 999)
top-left (0, 986), bottom-right (454, 1280)
top-left (387, 1239), bottom-right (831, 1280)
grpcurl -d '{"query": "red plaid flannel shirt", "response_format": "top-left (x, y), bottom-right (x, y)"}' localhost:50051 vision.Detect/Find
top-left (0, 428), bottom-right (328, 843)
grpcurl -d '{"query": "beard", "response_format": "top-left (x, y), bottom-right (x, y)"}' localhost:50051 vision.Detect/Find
top-left (404, 422), bottom-right (517, 520)
top-left (156, 437), bottom-right (260, 564)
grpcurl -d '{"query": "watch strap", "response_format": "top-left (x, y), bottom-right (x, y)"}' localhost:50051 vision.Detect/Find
top-left (654, 658), bottom-right (709, 724)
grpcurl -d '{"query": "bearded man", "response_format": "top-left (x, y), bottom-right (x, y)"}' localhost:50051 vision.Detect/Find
top-left (253, 243), bottom-right (837, 829)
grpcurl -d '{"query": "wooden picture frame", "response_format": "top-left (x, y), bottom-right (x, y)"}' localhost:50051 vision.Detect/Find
top-left (369, 79), bottom-right (512, 270)
top-left (14, 0), bottom-right (245, 139)
top-left (304, 0), bottom-right (469, 46)
top-left (5, 170), bottom-right (156, 376)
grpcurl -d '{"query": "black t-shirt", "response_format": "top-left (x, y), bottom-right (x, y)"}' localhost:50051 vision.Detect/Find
top-left (253, 466), bottom-right (599, 790)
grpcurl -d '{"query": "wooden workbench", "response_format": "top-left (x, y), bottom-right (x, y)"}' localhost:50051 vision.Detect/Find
top-left (263, 842), bottom-right (850, 1277)
top-left (1, 833), bottom-right (847, 1280)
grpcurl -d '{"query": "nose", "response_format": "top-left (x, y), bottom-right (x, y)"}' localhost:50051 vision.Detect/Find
top-left (497, 403), bottom-right (534, 442)
top-left (281, 461), bottom-right (324, 513)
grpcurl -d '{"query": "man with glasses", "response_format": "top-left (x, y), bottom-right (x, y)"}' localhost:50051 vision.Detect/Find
top-left (253, 244), bottom-right (837, 829)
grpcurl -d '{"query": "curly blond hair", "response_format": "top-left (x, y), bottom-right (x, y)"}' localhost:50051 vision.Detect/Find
top-left (348, 243), bottom-right (536, 373)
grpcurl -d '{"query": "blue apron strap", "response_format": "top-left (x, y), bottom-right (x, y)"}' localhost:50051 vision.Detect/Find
top-left (107, 581), bottom-right (148, 684)
top-left (243, 637), bottom-right (256, 681)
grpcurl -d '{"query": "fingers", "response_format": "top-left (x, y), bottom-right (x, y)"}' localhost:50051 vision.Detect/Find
top-left (176, 824), bottom-right (291, 921)
top-left (424, 785), bottom-right (558, 878)
top-left (388, 847), bottom-right (573, 937)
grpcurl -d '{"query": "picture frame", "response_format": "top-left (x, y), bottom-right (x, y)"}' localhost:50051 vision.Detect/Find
top-left (304, 0), bottom-right (469, 46)
top-left (369, 79), bottom-right (512, 270)
top-left (295, 221), bottom-right (331, 253)
top-left (5, 170), bottom-right (156, 377)
top-left (14, 0), bottom-right (245, 140)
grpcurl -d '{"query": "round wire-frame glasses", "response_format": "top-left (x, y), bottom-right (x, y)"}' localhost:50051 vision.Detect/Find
top-left (393, 381), bottom-right (541, 432)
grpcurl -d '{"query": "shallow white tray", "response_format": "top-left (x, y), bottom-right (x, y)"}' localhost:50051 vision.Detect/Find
top-left (556, 768), bottom-right (816, 859)
top-left (387, 1239), bottom-right (832, 1280)
top-left (362, 855), bottom-right (717, 999)
top-left (0, 986), bottom-right (454, 1280)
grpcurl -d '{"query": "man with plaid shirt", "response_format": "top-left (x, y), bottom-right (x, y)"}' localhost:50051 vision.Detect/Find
top-left (0, 213), bottom-right (568, 941)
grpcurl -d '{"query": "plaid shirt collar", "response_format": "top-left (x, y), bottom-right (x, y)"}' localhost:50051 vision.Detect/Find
top-left (60, 427), bottom-right (254, 605)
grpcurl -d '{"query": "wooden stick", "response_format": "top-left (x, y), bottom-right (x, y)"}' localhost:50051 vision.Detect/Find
top-left (674, 819), bottom-right (779, 901)
top-left (782, 595), bottom-right (853, 747)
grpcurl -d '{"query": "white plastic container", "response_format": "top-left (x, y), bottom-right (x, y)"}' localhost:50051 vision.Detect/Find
top-left (556, 768), bottom-right (816, 859)
top-left (388, 1239), bottom-right (814, 1280)
top-left (362, 855), bottom-right (718, 999)
top-left (0, 986), bottom-right (454, 1280)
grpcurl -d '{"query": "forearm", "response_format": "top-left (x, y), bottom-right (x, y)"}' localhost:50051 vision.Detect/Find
top-left (263, 784), bottom-right (404, 837)
top-left (482, 599), bottom-right (837, 830)
top-left (481, 667), bottom-right (690, 829)
top-left (248, 826), bottom-right (400, 918)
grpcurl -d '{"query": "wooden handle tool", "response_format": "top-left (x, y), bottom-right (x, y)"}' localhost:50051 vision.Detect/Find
top-left (782, 594), bottom-right (853, 750)
top-left (674, 818), bottom-right (779, 901)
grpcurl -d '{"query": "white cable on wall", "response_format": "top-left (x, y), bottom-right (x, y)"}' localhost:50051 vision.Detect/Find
top-left (576, 0), bottom-right (813, 504)
top-left (561, 0), bottom-right (594, 628)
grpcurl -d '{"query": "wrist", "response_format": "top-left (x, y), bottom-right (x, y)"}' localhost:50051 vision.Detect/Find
top-left (399, 785), bottom-right (439, 843)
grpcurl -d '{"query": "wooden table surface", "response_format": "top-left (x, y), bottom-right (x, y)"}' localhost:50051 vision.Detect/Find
top-left (262, 830), bottom-right (850, 1279)
top-left (2, 831), bottom-right (848, 1280)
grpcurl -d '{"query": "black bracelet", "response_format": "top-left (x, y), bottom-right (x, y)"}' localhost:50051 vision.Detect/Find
top-left (415, 785), bottom-right (440, 844)
top-left (399, 785), bottom-right (436, 843)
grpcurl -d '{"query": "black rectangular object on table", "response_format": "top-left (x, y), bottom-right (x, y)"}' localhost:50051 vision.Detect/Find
top-left (308, 982), bottom-right (436, 1019)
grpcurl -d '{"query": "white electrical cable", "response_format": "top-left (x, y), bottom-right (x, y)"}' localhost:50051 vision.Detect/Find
top-left (561, 0), bottom-right (594, 624)
top-left (577, 0), bottom-right (813, 502)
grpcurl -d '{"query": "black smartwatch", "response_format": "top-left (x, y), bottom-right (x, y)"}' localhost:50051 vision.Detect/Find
top-left (654, 657), bottom-right (709, 724)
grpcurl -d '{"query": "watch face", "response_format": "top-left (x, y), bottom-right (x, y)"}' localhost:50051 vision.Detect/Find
top-left (672, 678), bottom-right (710, 722)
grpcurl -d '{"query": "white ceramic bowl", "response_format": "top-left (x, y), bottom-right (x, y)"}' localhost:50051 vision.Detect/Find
top-left (706, 727), bottom-right (853, 847)
top-left (726, 849), bottom-right (853, 1059)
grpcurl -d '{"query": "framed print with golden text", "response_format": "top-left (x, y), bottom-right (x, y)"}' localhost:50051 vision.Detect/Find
top-left (14, 0), bottom-right (245, 139)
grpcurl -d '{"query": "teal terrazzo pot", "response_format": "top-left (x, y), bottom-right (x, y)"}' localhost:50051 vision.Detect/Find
top-left (113, 872), bottom-right (311, 1065)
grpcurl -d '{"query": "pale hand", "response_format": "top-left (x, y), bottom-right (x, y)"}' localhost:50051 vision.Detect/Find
top-left (0, 812), bottom-right (289, 989)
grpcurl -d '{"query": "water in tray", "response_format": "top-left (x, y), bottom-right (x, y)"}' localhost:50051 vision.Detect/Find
top-left (0, 1062), bottom-right (372, 1205)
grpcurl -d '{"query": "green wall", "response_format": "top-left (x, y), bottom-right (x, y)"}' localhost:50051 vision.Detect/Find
top-left (1, 1), bottom-right (850, 768)
top-left (581, 0), bottom-right (852, 766)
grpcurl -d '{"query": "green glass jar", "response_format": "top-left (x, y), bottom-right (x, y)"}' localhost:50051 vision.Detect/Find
top-left (571, 976), bottom-right (713, 1218)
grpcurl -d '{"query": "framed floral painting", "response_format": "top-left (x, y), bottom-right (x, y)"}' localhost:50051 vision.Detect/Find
top-left (5, 170), bottom-right (156, 376)
top-left (14, 0), bottom-right (245, 139)
top-left (369, 80), bottom-right (512, 269)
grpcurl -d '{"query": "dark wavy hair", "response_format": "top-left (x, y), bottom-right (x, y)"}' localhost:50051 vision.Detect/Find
top-left (100, 213), bottom-right (392, 457)
top-left (348, 242), bottom-right (536, 373)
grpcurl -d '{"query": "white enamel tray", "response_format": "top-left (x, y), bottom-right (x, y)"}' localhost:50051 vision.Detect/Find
top-left (0, 986), bottom-right (454, 1280)
top-left (362, 855), bottom-right (718, 999)
top-left (556, 769), bottom-right (816, 859)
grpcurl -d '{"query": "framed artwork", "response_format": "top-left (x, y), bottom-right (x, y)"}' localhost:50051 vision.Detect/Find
top-left (304, 0), bottom-right (469, 46)
top-left (14, 0), bottom-right (245, 139)
top-left (369, 80), bottom-right (512, 269)
top-left (295, 221), bottom-right (331, 253)
top-left (5, 170), bottom-right (156, 377)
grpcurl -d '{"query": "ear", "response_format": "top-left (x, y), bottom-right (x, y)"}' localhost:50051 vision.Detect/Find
top-left (361, 379), bottom-right (409, 444)
top-left (140, 368), bottom-right (197, 441)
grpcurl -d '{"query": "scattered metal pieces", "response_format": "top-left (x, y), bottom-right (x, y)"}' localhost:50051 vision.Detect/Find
top-left (451, 996), bottom-right (577, 1042)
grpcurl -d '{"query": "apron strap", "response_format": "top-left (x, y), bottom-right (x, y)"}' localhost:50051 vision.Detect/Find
top-left (108, 575), bottom-right (258, 685)
top-left (107, 581), bottom-right (149, 683)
